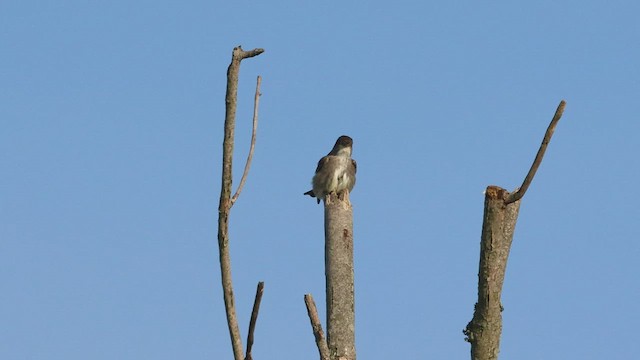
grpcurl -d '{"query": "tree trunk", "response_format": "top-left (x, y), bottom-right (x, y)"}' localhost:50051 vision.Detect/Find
top-left (464, 186), bottom-right (521, 360)
top-left (324, 193), bottom-right (356, 360)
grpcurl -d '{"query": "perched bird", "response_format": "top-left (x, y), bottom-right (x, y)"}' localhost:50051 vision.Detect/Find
top-left (304, 135), bottom-right (357, 204)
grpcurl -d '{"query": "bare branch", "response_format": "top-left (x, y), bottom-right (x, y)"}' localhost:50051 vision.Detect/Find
top-left (231, 75), bottom-right (262, 206)
top-left (505, 100), bottom-right (566, 204)
top-left (304, 294), bottom-right (330, 360)
top-left (235, 46), bottom-right (265, 60)
top-left (245, 282), bottom-right (265, 360)
top-left (218, 45), bottom-right (264, 360)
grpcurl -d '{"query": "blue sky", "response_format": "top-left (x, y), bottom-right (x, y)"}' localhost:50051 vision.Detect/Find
top-left (2, 1), bottom-right (639, 359)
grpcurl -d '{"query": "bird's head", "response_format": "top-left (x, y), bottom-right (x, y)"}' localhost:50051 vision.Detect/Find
top-left (330, 135), bottom-right (353, 157)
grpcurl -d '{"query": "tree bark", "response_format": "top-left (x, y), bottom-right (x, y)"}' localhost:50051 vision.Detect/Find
top-left (324, 193), bottom-right (356, 360)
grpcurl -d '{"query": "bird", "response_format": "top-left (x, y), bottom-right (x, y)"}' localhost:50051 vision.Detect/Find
top-left (304, 135), bottom-right (357, 204)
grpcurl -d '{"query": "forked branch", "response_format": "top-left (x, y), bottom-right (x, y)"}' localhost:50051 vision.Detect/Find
top-left (465, 100), bottom-right (568, 360)
top-left (218, 45), bottom-right (264, 360)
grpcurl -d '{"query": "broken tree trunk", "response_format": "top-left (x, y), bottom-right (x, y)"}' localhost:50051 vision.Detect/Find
top-left (464, 100), bottom-right (566, 360)
top-left (464, 186), bottom-right (521, 359)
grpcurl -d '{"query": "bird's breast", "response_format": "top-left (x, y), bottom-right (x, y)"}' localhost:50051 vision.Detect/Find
top-left (312, 155), bottom-right (356, 198)
top-left (332, 157), bottom-right (355, 191)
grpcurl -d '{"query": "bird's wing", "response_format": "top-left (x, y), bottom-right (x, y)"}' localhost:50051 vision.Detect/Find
top-left (314, 156), bottom-right (330, 174)
top-left (351, 159), bottom-right (357, 173)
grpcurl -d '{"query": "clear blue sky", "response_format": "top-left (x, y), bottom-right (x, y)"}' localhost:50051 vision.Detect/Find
top-left (2, 1), bottom-right (639, 359)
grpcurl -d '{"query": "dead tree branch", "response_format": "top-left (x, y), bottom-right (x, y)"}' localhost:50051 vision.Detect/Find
top-left (304, 294), bottom-right (330, 360)
top-left (464, 101), bottom-right (567, 360)
top-left (231, 75), bottom-right (262, 206)
top-left (218, 45), bottom-right (264, 360)
top-left (506, 100), bottom-right (566, 204)
top-left (245, 282), bottom-right (265, 360)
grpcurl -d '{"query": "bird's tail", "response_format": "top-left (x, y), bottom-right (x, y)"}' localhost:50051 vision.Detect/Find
top-left (304, 190), bottom-right (321, 204)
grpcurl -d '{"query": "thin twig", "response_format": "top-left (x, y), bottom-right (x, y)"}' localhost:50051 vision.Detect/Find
top-left (304, 294), bottom-right (330, 360)
top-left (245, 282), bottom-right (265, 360)
top-left (505, 100), bottom-right (566, 204)
top-left (231, 76), bottom-right (262, 206)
